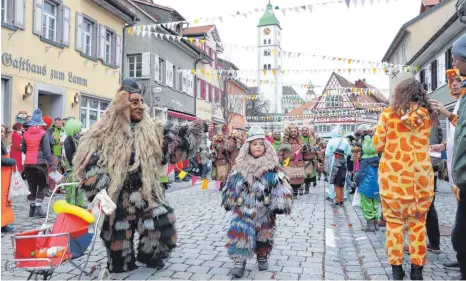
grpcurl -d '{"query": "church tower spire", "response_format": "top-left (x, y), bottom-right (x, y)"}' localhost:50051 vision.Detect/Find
top-left (257, 1), bottom-right (283, 114)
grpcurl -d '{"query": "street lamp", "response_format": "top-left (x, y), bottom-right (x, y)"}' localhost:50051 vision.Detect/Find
top-left (24, 83), bottom-right (33, 100)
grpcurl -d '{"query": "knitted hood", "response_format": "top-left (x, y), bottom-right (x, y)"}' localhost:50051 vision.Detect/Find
top-left (362, 135), bottom-right (377, 158)
top-left (234, 139), bottom-right (279, 186)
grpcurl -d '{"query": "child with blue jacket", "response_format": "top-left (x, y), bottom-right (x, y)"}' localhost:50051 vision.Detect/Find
top-left (354, 135), bottom-right (380, 232)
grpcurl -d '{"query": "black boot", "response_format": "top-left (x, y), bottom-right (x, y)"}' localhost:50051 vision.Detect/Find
top-left (410, 264), bottom-right (423, 280)
top-left (32, 205), bottom-right (46, 218)
top-left (257, 255), bottom-right (268, 271)
top-left (392, 265), bottom-right (405, 280)
top-left (305, 184), bottom-right (310, 194)
top-left (29, 204), bottom-right (35, 217)
top-left (231, 259), bottom-right (246, 278)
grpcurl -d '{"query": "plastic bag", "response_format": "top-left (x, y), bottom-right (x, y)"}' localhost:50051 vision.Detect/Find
top-left (352, 188), bottom-right (360, 207)
top-left (9, 169), bottom-right (30, 199)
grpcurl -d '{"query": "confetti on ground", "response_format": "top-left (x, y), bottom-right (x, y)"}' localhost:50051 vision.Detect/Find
top-left (271, 272), bottom-right (276, 279)
top-left (348, 223), bottom-right (353, 227)
top-left (331, 223), bottom-right (336, 226)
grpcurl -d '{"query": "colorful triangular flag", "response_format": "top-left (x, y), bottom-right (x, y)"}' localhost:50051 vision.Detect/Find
top-left (191, 176), bottom-right (199, 186)
top-left (178, 170), bottom-right (187, 180)
top-left (283, 158), bottom-right (290, 167)
top-left (167, 164), bottom-right (175, 175)
top-left (202, 179), bottom-right (209, 190)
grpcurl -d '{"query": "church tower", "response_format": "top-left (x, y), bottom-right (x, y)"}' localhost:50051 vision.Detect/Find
top-left (257, 1), bottom-right (283, 114)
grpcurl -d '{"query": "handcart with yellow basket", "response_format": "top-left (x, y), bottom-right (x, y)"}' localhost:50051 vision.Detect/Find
top-left (5, 182), bottom-right (116, 280)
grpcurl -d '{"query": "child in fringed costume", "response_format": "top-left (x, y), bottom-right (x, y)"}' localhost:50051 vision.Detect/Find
top-left (74, 78), bottom-right (204, 273)
top-left (301, 126), bottom-right (318, 194)
top-left (354, 135), bottom-right (380, 232)
top-left (221, 126), bottom-right (292, 278)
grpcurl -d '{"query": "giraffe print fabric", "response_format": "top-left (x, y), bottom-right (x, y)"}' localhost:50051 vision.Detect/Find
top-left (373, 106), bottom-right (434, 266)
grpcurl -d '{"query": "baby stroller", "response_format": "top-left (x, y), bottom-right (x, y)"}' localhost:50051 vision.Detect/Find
top-left (5, 182), bottom-right (116, 280)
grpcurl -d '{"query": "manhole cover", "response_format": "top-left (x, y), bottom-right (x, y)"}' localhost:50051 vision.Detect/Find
top-left (440, 225), bottom-right (453, 236)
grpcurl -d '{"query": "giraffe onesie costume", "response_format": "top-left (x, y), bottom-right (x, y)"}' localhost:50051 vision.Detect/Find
top-left (373, 106), bottom-right (434, 267)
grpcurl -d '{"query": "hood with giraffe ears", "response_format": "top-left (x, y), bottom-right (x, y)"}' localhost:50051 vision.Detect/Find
top-left (446, 68), bottom-right (466, 99)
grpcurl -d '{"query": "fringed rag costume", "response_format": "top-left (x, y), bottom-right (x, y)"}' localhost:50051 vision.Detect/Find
top-left (73, 90), bottom-right (203, 273)
top-left (278, 125), bottom-right (305, 197)
top-left (221, 140), bottom-right (292, 260)
top-left (301, 127), bottom-right (318, 191)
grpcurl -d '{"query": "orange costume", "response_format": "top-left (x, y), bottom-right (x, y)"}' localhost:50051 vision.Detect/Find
top-left (373, 106), bottom-right (434, 267)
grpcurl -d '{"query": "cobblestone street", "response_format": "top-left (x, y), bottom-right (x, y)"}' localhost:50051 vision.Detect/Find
top-left (1, 179), bottom-right (459, 280)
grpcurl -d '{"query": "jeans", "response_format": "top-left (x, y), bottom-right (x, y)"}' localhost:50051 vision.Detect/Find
top-left (426, 169), bottom-right (440, 248)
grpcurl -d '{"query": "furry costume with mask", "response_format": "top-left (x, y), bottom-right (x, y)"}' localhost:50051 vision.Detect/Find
top-left (73, 79), bottom-right (203, 273)
top-left (221, 126), bottom-right (292, 277)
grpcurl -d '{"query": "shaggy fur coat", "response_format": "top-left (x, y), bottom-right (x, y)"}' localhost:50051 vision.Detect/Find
top-left (221, 140), bottom-right (293, 260)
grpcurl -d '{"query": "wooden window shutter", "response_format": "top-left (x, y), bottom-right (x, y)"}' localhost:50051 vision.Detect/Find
top-left (201, 80), bottom-right (206, 100)
top-left (75, 12), bottom-right (83, 52)
top-left (61, 5), bottom-right (71, 46)
top-left (431, 60), bottom-right (437, 91)
top-left (208, 84), bottom-right (212, 102)
top-left (33, 0), bottom-right (44, 35)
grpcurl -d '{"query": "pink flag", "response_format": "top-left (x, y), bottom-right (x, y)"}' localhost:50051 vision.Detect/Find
top-left (293, 150), bottom-right (300, 165)
top-left (216, 181), bottom-right (222, 191)
top-left (167, 164), bottom-right (175, 175)
top-left (191, 176), bottom-right (199, 186)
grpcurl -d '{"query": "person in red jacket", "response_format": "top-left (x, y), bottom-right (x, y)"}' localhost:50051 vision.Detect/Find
top-left (10, 122), bottom-right (24, 172)
top-left (22, 109), bottom-right (56, 218)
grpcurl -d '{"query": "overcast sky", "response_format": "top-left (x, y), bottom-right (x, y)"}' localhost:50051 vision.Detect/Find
top-left (152, 0), bottom-right (420, 98)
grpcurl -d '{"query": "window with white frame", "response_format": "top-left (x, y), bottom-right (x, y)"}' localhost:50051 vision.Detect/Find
top-left (128, 54), bottom-right (142, 78)
top-left (82, 18), bottom-right (93, 56)
top-left (159, 58), bottom-right (165, 83)
top-left (104, 30), bottom-right (113, 64)
top-left (43, 1), bottom-right (57, 41)
top-left (437, 55), bottom-right (446, 87)
top-left (80, 96), bottom-right (109, 129)
top-left (424, 66), bottom-right (432, 92)
top-left (34, 0), bottom-right (69, 46)
top-left (2, 0), bottom-right (25, 29)
top-left (401, 42), bottom-right (407, 64)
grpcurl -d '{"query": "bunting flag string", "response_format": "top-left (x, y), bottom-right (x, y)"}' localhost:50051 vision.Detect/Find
top-left (176, 65), bottom-right (419, 78)
top-left (130, 0), bottom-right (400, 29)
top-left (166, 164), bottom-right (221, 191)
top-left (128, 27), bottom-right (414, 69)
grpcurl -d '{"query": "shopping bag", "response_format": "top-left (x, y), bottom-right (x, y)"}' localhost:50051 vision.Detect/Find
top-left (9, 168), bottom-right (30, 199)
top-left (49, 171), bottom-right (64, 183)
top-left (352, 188), bottom-right (361, 207)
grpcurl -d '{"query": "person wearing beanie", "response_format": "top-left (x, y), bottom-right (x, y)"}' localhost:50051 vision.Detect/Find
top-left (63, 119), bottom-right (85, 207)
top-left (221, 125), bottom-right (292, 278)
top-left (449, 34), bottom-right (466, 280)
top-left (301, 126), bottom-right (318, 193)
top-left (354, 135), bottom-right (380, 232)
top-left (73, 78), bottom-right (204, 273)
top-left (22, 109), bottom-right (57, 218)
top-left (429, 68), bottom-right (466, 272)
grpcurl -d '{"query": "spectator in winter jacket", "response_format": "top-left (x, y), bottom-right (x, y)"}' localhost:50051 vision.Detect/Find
top-left (10, 122), bottom-right (23, 172)
top-left (354, 135), bottom-right (380, 232)
top-left (330, 148), bottom-right (347, 207)
top-left (22, 109), bottom-right (57, 218)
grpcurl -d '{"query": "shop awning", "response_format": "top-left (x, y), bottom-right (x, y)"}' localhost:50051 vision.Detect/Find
top-left (168, 111), bottom-right (196, 121)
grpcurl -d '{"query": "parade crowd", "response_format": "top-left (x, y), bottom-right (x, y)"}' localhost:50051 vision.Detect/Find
top-left (2, 34), bottom-right (466, 281)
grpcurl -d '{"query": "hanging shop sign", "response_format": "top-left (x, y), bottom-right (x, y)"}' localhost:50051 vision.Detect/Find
top-left (2, 53), bottom-right (88, 87)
